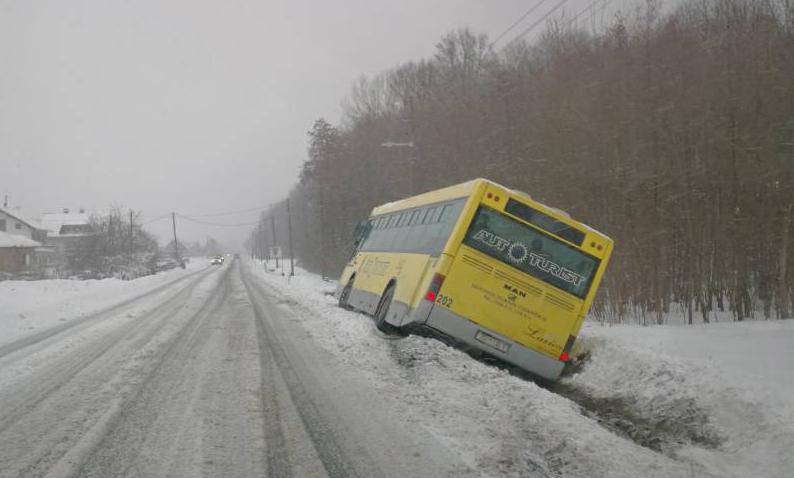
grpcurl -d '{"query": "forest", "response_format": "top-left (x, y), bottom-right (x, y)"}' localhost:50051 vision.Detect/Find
top-left (247, 0), bottom-right (794, 324)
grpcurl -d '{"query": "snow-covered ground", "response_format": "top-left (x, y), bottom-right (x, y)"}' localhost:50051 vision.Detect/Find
top-left (250, 261), bottom-right (793, 478)
top-left (0, 259), bottom-right (207, 347)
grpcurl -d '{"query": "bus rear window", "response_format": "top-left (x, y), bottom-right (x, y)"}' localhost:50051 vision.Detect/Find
top-left (504, 198), bottom-right (585, 246)
top-left (463, 206), bottom-right (599, 298)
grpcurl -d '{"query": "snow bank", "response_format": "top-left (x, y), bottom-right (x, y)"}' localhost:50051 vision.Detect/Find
top-left (572, 321), bottom-right (794, 477)
top-left (251, 262), bottom-right (793, 477)
top-left (0, 260), bottom-right (207, 347)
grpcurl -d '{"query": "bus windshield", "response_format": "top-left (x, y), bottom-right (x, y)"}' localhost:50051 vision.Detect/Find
top-left (462, 206), bottom-right (599, 298)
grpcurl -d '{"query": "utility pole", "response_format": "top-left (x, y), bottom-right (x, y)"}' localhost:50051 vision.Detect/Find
top-left (407, 95), bottom-right (417, 195)
top-left (259, 221), bottom-right (265, 263)
top-left (286, 198), bottom-right (294, 277)
top-left (171, 212), bottom-right (182, 267)
top-left (270, 214), bottom-right (279, 269)
top-left (129, 210), bottom-right (134, 266)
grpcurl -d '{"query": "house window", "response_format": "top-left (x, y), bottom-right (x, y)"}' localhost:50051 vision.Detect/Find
top-left (15, 222), bottom-right (22, 230)
top-left (0, 219), bottom-right (5, 231)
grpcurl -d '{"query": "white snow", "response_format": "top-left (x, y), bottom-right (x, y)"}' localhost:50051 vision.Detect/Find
top-left (39, 211), bottom-right (91, 237)
top-left (0, 260), bottom-right (206, 347)
top-left (250, 261), bottom-right (794, 478)
top-left (0, 231), bottom-right (40, 248)
top-left (572, 321), bottom-right (794, 478)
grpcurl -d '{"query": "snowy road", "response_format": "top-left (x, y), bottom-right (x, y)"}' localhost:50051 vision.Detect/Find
top-left (2, 258), bottom-right (792, 478)
top-left (0, 259), bottom-right (468, 478)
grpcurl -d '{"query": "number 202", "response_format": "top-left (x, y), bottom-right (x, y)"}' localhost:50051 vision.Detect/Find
top-left (436, 294), bottom-right (453, 307)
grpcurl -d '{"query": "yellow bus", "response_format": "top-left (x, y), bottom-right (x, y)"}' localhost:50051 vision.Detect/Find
top-left (337, 178), bottom-right (613, 381)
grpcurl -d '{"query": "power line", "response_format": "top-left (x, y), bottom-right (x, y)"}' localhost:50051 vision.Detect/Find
top-left (140, 204), bottom-right (272, 222)
top-left (567, 0), bottom-right (606, 26)
top-left (503, 0), bottom-right (570, 50)
top-left (184, 205), bottom-right (271, 218)
top-left (491, 0), bottom-right (550, 47)
top-left (176, 214), bottom-right (261, 228)
top-left (142, 214), bottom-right (171, 225)
top-left (580, 0), bottom-right (614, 26)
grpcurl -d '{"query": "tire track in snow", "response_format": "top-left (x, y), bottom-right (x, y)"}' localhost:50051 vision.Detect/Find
top-left (59, 264), bottom-right (234, 478)
top-left (241, 267), bottom-right (371, 478)
top-left (248, 285), bottom-right (292, 477)
top-left (0, 266), bottom-right (209, 361)
top-left (0, 267), bottom-right (217, 437)
top-left (0, 266), bottom-right (226, 477)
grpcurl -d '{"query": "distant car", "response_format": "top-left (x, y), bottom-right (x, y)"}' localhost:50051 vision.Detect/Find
top-left (210, 256), bottom-right (224, 265)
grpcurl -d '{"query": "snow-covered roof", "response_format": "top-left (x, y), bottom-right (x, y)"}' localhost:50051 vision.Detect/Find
top-left (0, 231), bottom-right (41, 248)
top-left (40, 211), bottom-right (92, 237)
top-left (0, 207), bottom-right (44, 230)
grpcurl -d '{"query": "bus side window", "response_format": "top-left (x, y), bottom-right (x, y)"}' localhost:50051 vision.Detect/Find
top-left (363, 215), bottom-right (387, 251)
top-left (377, 216), bottom-right (392, 250)
top-left (428, 201), bottom-right (463, 254)
top-left (395, 212), bottom-right (414, 249)
top-left (388, 214), bottom-right (399, 228)
top-left (429, 206), bottom-right (442, 223)
top-left (403, 211), bottom-right (424, 252)
top-left (409, 209), bottom-right (421, 226)
top-left (414, 211), bottom-right (435, 252)
top-left (376, 218), bottom-right (389, 249)
top-left (438, 205), bottom-right (451, 222)
top-left (420, 207), bottom-right (432, 224)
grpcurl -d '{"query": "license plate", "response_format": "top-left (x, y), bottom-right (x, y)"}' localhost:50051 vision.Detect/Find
top-left (475, 330), bottom-right (510, 353)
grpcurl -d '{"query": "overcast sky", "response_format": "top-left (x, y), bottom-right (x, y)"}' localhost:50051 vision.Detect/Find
top-left (0, 0), bottom-right (618, 248)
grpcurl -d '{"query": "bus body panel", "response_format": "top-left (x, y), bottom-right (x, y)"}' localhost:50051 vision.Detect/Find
top-left (343, 251), bottom-right (434, 322)
top-left (338, 178), bottom-right (613, 381)
top-left (438, 245), bottom-right (583, 359)
top-left (425, 305), bottom-right (566, 381)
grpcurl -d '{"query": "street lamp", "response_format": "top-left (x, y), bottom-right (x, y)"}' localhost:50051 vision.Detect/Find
top-left (380, 140), bottom-right (417, 194)
top-left (380, 141), bottom-right (414, 148)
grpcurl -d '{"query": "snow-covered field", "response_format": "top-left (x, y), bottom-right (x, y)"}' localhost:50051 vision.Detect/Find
top-left (251, 262), bottom-right (793, 478)
top-left (0, 260), bottom-right (207, 347)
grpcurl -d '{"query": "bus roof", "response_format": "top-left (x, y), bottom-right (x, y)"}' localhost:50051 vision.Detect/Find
top-left (371, 178), bottom-right (612, 242)
top-left (371, 179), bottom-right (483, 215)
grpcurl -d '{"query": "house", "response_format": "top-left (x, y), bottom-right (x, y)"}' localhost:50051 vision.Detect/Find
top-left (0, 206), bottom-right (48, 243)
top-left (0, 207), bottom-right (55, 277)
top-left (0, 231), bottom-right (42, 275)
top-left (40, 208), bottom-right (94, 273)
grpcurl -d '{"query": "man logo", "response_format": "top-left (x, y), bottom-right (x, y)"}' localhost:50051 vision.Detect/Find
top-left (503, 283), bottom-right (527, 298)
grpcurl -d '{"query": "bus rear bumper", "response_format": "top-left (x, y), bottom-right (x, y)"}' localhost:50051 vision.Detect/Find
top-left (425, 306), bottom-right (565, 381)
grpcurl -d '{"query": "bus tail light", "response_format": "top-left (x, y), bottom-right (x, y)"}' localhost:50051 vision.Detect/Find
top-left (425, 273), bottom-right (445, 301)
top-left (560, 335), bottom-right (576, 362)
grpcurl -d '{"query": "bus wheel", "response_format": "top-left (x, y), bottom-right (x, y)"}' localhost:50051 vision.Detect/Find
top-left (374, 285), bottom-right (397, 333)
top-left (338, 278), bottom-right (354, 310)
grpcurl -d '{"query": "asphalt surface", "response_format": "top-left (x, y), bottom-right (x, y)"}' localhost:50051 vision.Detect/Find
top-left (0, 259), bottom-right (467, 478)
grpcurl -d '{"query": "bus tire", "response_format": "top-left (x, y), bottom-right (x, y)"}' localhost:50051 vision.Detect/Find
top-left (374, 284), bottom-right (397, 333)
top-left (338, 277), bottom-right (354, 310)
